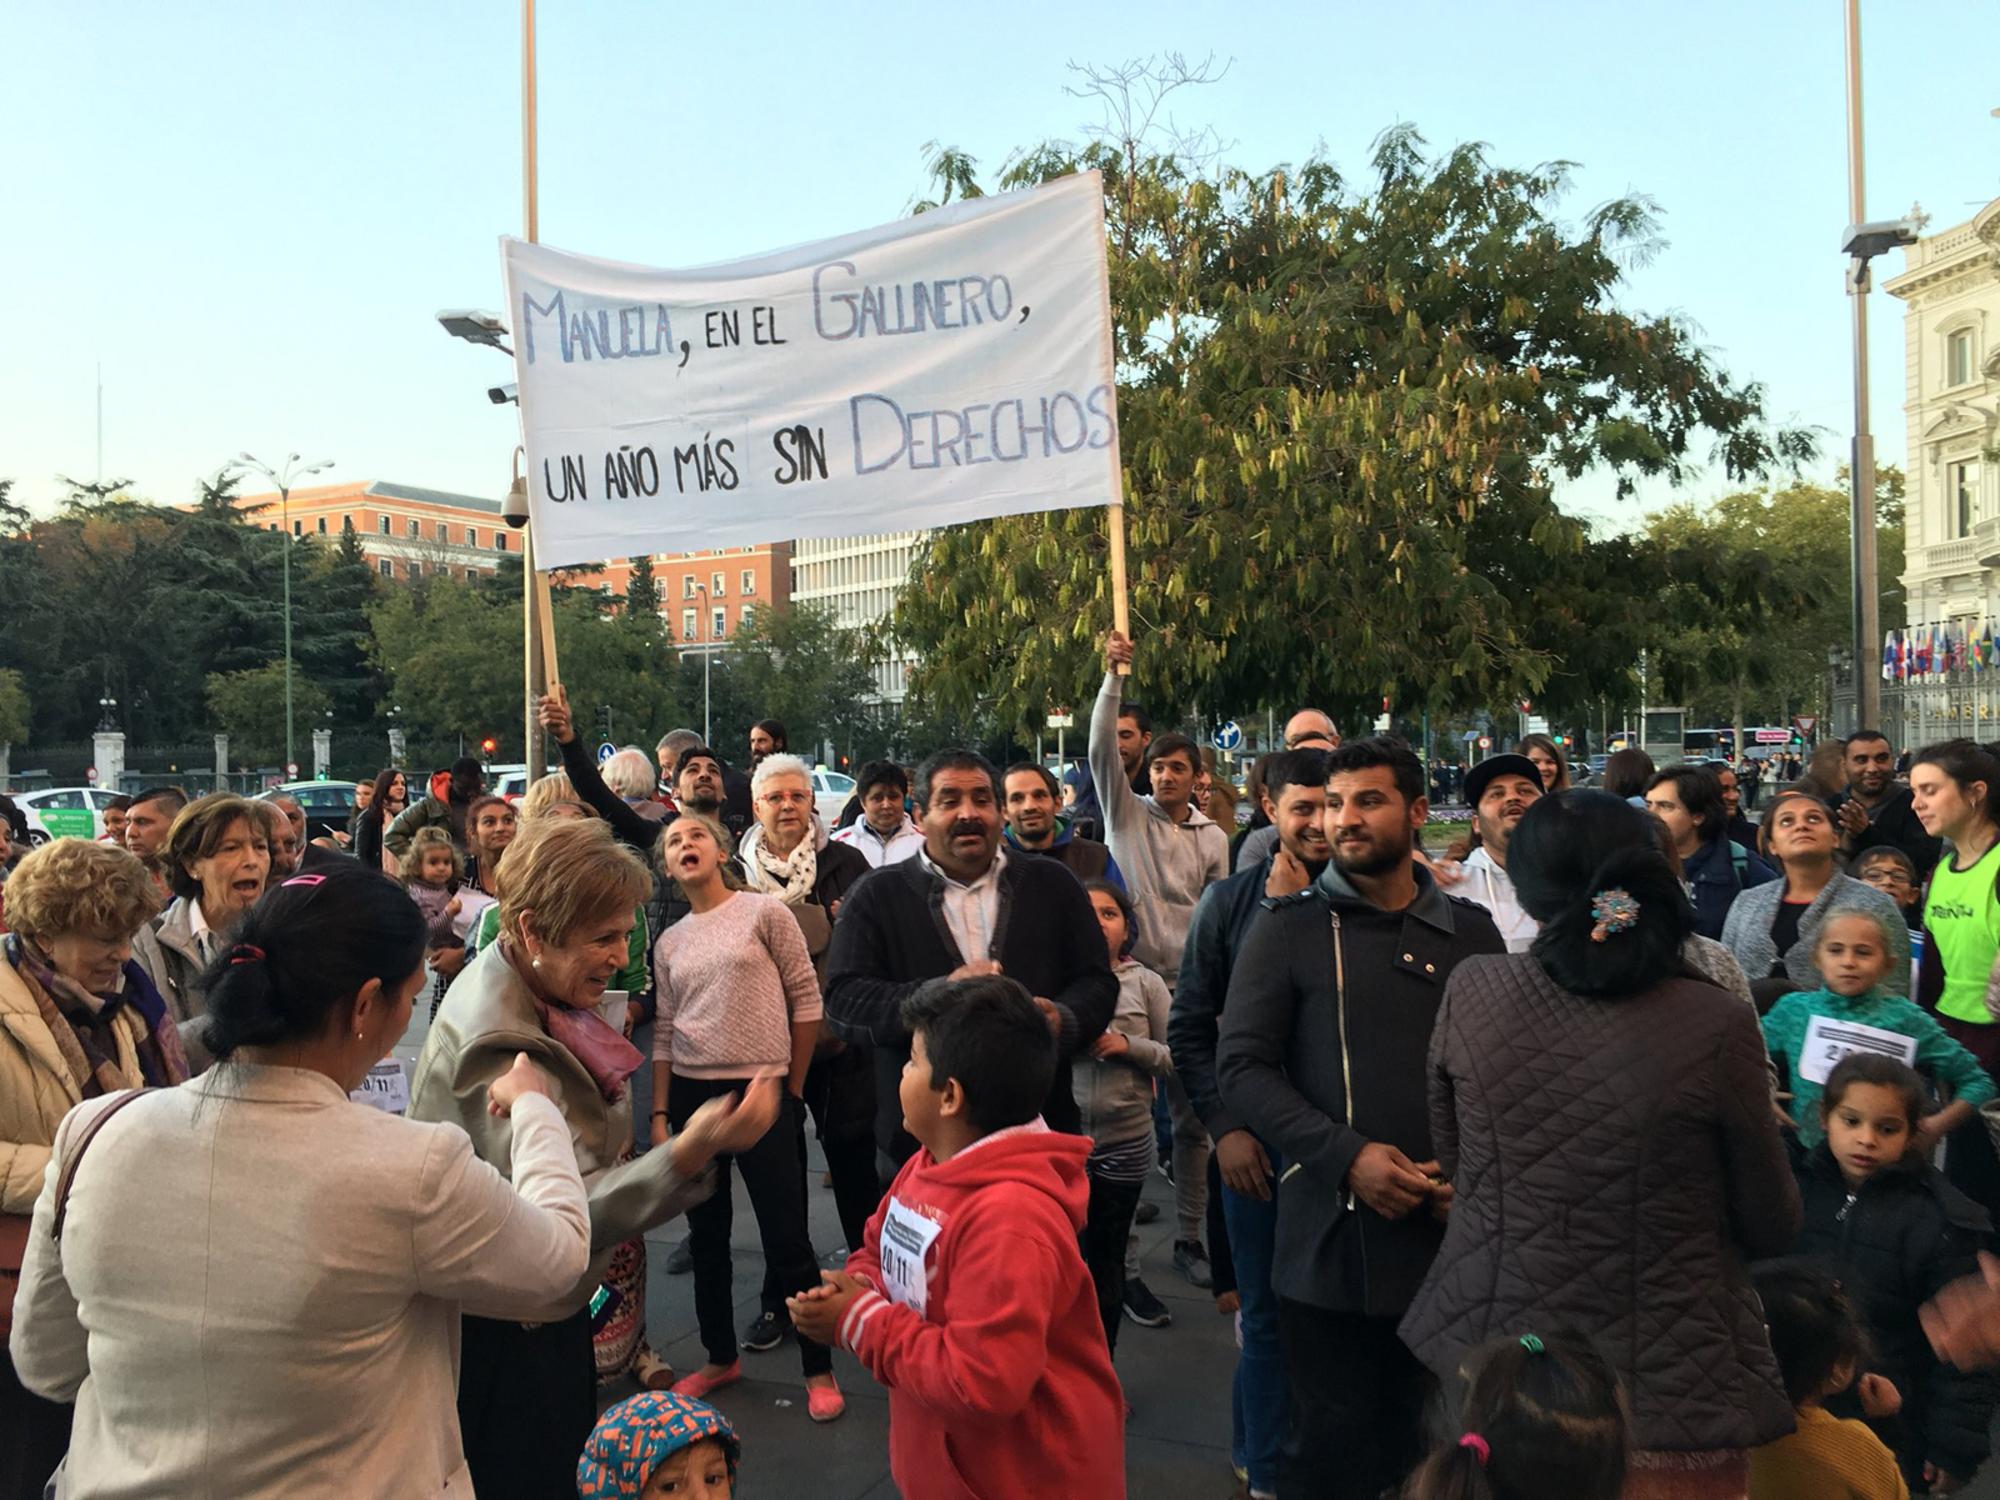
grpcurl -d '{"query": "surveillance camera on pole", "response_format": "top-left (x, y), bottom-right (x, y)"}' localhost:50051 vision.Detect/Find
top-left (1841, 216), bottom-right (1924, 262)
top-left (487, 383), bottom-right (518, 406)
top-left (504, 447), bottom-right (530, 530)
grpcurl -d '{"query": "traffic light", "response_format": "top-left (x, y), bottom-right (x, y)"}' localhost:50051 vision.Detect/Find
top-left (480, 737), bottom-right (498, 757)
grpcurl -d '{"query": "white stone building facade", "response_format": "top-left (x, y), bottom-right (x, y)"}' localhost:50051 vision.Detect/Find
top-left (789, 531), bottom-right (926, 704)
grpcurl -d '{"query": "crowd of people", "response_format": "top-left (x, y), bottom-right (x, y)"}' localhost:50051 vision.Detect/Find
top-left (11, 656), bottom-right (2000, 1499)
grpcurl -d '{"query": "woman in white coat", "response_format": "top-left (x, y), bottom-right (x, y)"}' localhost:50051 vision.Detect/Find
top-left (8, 864), bottom-right (760, 1499)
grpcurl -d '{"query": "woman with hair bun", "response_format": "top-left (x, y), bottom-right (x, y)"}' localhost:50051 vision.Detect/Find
top-left (1401, 791), bottom-right (1800, 1499)
top-left (9, 865), bottom-right (594, 1498)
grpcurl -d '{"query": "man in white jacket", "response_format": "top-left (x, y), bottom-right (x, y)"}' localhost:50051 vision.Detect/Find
top-left (1092, 630), bottom-right (1231, 1299)
top-left (830, 759), bottom-right (925, 868)
top-left (1457, 753), bottom-right (1544, 954)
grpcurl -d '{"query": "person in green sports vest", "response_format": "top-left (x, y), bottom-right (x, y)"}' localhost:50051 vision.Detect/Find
top-left (1912, 738), bottom-right (2000, 1213)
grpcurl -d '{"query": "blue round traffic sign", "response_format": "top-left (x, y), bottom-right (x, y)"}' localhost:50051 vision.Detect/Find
top-left (1212, 721), bottom-right (1243, 752)
top-left (597, 742), bottom-right (617, 764)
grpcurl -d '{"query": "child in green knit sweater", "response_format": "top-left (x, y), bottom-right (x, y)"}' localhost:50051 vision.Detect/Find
top-left (1761, 910), bottom-right (1993, 1149)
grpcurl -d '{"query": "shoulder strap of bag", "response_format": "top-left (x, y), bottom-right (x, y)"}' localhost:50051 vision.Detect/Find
top-left (51, 1088), bottom-right (152, 1246)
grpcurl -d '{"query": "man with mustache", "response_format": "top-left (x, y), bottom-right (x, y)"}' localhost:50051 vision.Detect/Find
top-left (1218, 738), bottom-right (1505, 1499)
top-left (1455, 754), bottom-right (1545, 954)
top-left (825, 749), bottom-right (1117, 1170)
top-left (1837, 729), bottom-right (1943, 880)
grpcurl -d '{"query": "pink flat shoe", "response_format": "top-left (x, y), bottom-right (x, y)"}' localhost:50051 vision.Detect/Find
top-left (671, 1362), bottom-right (740, 1400)
top-left (807, 1381), bottom-right (847, 1423)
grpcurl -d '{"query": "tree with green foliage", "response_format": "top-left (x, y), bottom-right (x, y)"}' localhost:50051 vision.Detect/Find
top-left (0, 668), bottom-right (29, 749)
top-left (710, 603), bottom-right (883, 765)
top-left (625, 553), bottom-right (662, 623)
top-left (896, 104), bottom-right (1812, 736)
top-left (1642, 467), bottom-right (1906, 740)
top-left (206, 661), bottom-right (331, 765)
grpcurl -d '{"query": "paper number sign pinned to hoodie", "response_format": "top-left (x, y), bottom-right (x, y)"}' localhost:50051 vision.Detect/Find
top-left (1799, 1013), bottom-right (1918, 1085)
top-left (878, 1196), bottom-right (944, 1316)
top-left (350, 1060), bottom-right (411, 1116)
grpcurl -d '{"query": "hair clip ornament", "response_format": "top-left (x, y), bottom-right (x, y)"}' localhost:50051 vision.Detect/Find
top-left (1458, 1433), bottom-right (1490, 1466)
top-left (227, 944), bottom-right (266, 966)
top-left (1519, 1333), bottom-right (1546, 1355)
top-left (280, 874), bottom-right (328, 888)
top-left (1588, 889), bottom-right (1639, 943)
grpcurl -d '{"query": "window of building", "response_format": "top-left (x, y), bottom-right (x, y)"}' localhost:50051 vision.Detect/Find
top-left (1951, 459), bottom-right (1982, 537)
top-left (437, 522), bottom-right (450, 543)
top-left (341, 514), bottom-right (354, 532)
top-left (681, 608), bottom-right (697, 641)
top-left (712, 607), bottom-right (727, 639)
top-left (495, 532), bottom-right (508, 552)
top-left (683, 574), bottom-right (697, 599)
top-left (466, 528), bottom-right (478, 548)
top-left (740, 603), bottom-right (754, 627)
top-left (410, 560), bottom-right (425, 578)
top-left (711, 570), bottom-right (726, 596)
top-left (379, 515), bottom-right (391, 535)
top-left (407, 519), bottom-right (420, 538)
top-left (315, 517), bottom-right (327, 534)
top-left (741, 569), bottom-right (755, 594)
top-left (378, 559), bottom-right (394, 577)
top-left (1949, 329), bottom-right (1976, 388)
top-left (292, 520), bottom-right (303, 536)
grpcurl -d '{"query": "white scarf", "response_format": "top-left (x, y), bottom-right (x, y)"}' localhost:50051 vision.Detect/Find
top-left (741, 824), bottom-right (818, 906)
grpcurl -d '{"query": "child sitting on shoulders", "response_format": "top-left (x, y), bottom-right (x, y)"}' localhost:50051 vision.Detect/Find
top-left (1788, 1054), bottom-right (1995, 1491)
top-left (1749, 1259), bottom-right (1909, 1500)
top-left (787, 974), bottom-right (1125, 1500)
top-left (1399, 1332), bottom-right (1626, 1500)
top-left (577, 1390), bottom-right (738, 1498)
top-left (1760, 910), bottom-right (1993, 1148)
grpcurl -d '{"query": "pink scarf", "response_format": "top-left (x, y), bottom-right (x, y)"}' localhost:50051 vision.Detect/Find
top-left (531, 996), bottom-right (643, 1102)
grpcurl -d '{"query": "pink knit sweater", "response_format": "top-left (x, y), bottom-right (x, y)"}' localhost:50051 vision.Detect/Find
top-left (652, 891), bottom-right (821, 1078)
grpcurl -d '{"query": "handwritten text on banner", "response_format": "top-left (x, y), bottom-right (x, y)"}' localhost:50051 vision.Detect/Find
top-left (501, 172), bottom-right (1121, 569)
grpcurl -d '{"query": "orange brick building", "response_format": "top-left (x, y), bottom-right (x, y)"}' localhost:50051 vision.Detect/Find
top-left (231, 480), bottom-right (789, 644)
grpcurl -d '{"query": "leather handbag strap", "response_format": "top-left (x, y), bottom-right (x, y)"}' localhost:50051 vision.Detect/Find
top-left (52, 1088), bottom-right (151, 1246)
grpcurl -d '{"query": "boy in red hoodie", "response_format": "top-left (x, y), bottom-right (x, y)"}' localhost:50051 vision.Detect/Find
top-left (788, 974), bottom-right (1125, 1499)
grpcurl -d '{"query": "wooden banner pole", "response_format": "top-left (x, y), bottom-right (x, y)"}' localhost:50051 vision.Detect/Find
top-left (535, 566), bottom-right (561, 690)
top-left (1108, 501), bottom-right (1131, 676)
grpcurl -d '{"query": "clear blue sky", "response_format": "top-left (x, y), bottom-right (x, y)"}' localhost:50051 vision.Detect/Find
top-left (3, 1), bottom-right (1994, 531)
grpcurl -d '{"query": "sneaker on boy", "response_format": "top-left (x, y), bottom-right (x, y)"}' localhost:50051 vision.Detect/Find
top-left (788, 975), bottom-right (1125, 1500)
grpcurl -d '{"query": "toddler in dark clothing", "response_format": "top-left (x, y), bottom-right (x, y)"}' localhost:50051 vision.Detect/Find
top-left (1788, 1053), bottom-right (1996, 1491)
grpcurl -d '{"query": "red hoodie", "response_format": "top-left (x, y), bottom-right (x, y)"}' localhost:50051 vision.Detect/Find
top-left (837, 1122), bottom-right (1125, 1500)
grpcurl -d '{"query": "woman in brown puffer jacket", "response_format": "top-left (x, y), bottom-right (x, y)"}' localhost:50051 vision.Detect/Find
top-left (1400, 791), bottom-right (1800, 1500)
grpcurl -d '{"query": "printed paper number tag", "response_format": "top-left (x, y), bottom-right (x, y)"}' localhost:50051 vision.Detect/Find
top-left (878, 1195), bottom-right (945, 1316)
top-left (1800, 1013), bottom-right (1919, 1086)
top-left (350, 1059), bottom-right (411, 1116)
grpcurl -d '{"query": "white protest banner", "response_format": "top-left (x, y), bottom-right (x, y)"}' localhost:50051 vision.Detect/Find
top-left (500, 172), bottom-right (1120, 570)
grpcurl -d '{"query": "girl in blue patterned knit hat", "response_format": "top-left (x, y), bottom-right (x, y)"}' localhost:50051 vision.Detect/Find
top-left (578, 1391), bottom-right (740, 1498)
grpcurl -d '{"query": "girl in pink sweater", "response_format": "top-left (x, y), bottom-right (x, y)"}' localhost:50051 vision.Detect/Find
top-left (648, 813), bottom-right (845, 1423)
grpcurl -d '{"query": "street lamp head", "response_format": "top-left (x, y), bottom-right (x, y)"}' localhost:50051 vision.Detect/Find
top-left (438, 310), bottom-right (512, 350)
top-left (1842, 216), bottom-right (1925, 260)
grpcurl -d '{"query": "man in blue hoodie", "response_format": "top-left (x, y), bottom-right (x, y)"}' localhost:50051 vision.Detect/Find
top-left (1001, 762), bottom-right (1125, 892)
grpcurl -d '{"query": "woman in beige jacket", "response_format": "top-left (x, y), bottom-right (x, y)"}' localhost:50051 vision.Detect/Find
top-left (410, 817), bottom-right (779, 1499)
top-left (11, 863), bottom-right (760, 1500)
top-left (1, 840), bottom-right (182, 1500)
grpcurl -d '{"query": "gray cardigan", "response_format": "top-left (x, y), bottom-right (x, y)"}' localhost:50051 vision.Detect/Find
top-left (1719, 871), bottom-right (1911, 996)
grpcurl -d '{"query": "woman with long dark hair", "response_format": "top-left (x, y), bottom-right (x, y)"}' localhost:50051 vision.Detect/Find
top-left (1401, 791), bottom-right (1798, 1499)
top-left (352, 767), bottom-right (409, 873)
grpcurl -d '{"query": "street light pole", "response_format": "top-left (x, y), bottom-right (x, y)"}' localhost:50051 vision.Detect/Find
top-left (231, 452), bottom-right (332, 775)
top-left (1844, 0), bottom-right (1882, 733)
top-left (694, 582), bottom-right (712, 743)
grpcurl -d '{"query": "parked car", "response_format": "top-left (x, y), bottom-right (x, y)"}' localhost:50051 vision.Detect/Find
top-left (489, 764), bottom-right (530, 801)
top-left (14, 786), bottom-right (119, 845)
top-left (811, 767), bottom-right (856, 826)
top-left (257, 780), bottom-right (359, 844)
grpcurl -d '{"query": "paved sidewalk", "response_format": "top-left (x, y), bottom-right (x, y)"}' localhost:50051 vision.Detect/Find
top-left (392, 1004), bottom-right (1243, 1498)
top-left (623, 1151), bottom-right (1240, 1499)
